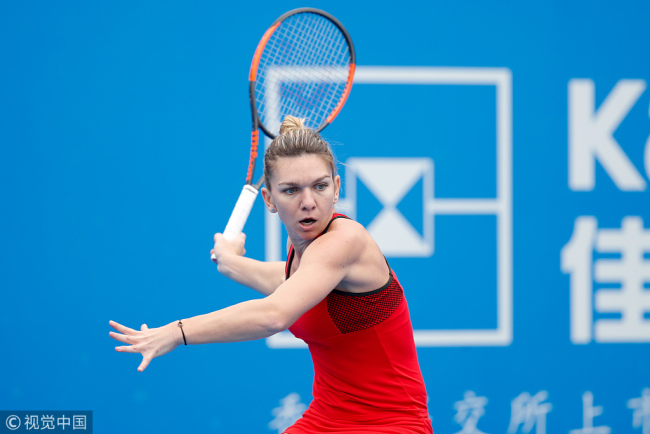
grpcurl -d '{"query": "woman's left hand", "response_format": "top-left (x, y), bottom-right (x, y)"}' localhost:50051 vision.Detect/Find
top-left (211, 232), bottom-right (246, 265)
top-left (109, 320), bottom-right (182, 372)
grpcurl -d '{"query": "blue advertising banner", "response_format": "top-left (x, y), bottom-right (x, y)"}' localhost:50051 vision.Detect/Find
top-left (1, 1), bottom-right (648, 433)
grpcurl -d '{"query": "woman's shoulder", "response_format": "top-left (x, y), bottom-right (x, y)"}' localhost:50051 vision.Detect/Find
top-left (313, 216), bottom-right (374, 256)
top-left (315, 216), bottom-right (389, 292)
top-left (328, 215), bottom-right (367, 237)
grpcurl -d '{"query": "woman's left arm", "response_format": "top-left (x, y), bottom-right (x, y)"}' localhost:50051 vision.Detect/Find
top-left (109, 229), bottom-right (362, 371)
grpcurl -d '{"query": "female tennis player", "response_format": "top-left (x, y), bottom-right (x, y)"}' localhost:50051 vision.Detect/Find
top-left (109, 116), bottom-right (433, 433)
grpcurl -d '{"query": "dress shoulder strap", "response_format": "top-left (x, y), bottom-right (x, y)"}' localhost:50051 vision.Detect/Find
top-left (285, 213), bottom-right (351, 279)
top-left (320, 213), bottom-right (351, 235)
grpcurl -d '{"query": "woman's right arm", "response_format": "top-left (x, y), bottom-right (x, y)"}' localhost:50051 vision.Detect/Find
top-left (211, 233), bottom-right (285, 296)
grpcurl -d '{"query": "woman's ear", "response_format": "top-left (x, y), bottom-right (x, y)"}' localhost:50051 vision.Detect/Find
top-left (261, 187), bottom-right (277, 212)
top-left (333, 175), bottom-right (341, 203)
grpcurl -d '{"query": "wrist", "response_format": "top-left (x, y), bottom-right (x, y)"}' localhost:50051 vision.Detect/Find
top-left (175, 320), bottom-right (188, 346)
top-left (215, 253), bottom-right (238, 276)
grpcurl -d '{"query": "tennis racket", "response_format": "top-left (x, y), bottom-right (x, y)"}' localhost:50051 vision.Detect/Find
top-left (214, 8), bottom-right (355, 258)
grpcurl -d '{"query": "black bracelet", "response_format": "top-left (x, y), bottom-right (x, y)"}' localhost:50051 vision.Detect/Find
top-left (178, 320), bottom-right (188, 345)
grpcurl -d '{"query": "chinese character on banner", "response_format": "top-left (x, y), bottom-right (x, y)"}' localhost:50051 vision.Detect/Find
top-left (561, 216), bottom-right (650, 343)
top-left (57, 414), bottom-right (71, 430)
top-left (24, 414), bottom-right (39, 430)
top-left (507, 391), bottom-right (552, 434)
top-left (569, 392), bottom-right (611, 434)
top-left (72, 415), bottom-right (87, 430)
top-left (268, 392), bottom-right (307, 434)
top-left (628, 388), bottom-right (650, 434)
top-left (41, 415), bottom-right (56, 429)
top-left (453, 390), bottom-right (489, 434)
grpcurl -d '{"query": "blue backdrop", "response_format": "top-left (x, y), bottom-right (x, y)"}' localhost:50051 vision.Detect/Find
top-left (1, 1), bottom-right (649, 433)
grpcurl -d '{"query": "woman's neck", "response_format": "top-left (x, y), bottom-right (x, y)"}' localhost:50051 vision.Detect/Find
top-left (286, 211), bottom-right (337, 258)
top-left (287, 234), bottom-right (314, 260)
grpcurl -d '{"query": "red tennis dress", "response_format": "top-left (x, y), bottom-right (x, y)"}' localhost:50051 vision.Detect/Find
top-left (283, 214), bottom-right (433, 434)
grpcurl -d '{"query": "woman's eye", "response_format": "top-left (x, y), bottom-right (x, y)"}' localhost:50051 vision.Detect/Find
top-left (315, 183), bottom-right (327, 190)
top-left (284, 187), bottom-right (297, 194)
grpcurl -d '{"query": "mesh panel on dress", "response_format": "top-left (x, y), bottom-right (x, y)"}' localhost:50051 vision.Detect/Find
top-left (326, 276), bottom-right (403, 334)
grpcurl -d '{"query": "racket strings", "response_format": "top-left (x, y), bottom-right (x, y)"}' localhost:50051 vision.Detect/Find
top-left (255, 12), bottom-right (352, 134)
top-left (259, 19), bottom-right (349, 97)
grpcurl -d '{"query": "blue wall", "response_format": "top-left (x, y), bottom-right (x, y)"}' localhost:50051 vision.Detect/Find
top-left (1, 1), bottom-right (649, 433)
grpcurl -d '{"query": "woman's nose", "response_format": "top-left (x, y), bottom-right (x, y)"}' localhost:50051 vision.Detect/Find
top-left (300, 190), bottom-right (316, 209)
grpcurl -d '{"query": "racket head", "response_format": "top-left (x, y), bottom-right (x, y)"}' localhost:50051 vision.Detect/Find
top-left (249, 8), bottom-right (356, 139)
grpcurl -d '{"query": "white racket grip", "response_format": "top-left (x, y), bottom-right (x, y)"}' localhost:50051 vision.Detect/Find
top-left (212, 185), bottom-right (259, 261)
top-left (224, 185), bottom-right (259, 240)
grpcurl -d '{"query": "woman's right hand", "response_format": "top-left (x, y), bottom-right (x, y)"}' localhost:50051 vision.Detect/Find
top-left (109, 320), bottom-right (182, 372)
top-left (211, 232), bottom-right (246, 264)
top-left (210, 232), bottom-right (285, 295)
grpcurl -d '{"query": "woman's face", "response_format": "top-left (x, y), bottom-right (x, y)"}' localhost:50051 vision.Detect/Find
top-left (262, 154), bottom-right (340, 242)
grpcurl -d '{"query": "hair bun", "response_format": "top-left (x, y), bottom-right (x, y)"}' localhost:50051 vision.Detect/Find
top-left (279, 115), bottom-right (306, 135)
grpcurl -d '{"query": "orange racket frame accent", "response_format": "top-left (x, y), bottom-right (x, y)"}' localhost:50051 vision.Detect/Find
top-left (245, 130), bottom-right (259, 184)
top-left (325, 63), bottom-right (356, 125)
top-left (249, 22), bottom-right (281, 82)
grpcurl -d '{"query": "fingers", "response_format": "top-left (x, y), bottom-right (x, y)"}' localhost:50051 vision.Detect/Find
top-left (109, 331), bottom-right (133, 344)
top-left (138, 356), bottom-right (152, 372)
top-left (109, 319), bottom-right (148, 342)
top-left (109, 321), bottom-right (147, 346)
top-left (213, 232), bottom-right (246, 245)
top-left (109, 320), bottom-right (137, 335)
top-left (114, 345), bottom-right (138, 353)
top-left (109, 320), bottom-right (156, 373)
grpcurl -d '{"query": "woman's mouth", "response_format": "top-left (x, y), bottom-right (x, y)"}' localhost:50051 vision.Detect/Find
top-left (299, 218), bottom-right (316, 227)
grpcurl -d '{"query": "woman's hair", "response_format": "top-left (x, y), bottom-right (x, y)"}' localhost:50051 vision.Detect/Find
top-left (263, 116), bottom-right (337, 188)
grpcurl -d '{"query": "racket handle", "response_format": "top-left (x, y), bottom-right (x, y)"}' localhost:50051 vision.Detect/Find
top-left (212, 185), bottom-right (259, 261)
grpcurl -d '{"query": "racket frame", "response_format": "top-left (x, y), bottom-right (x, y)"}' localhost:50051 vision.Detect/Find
top-left (247, 7), bottom-right (356, 189)
top-left (219, 8), bottom-right (355, 247)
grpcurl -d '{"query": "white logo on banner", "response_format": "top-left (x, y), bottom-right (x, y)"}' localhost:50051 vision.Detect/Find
top-left (568, 79), bottom-right (649, 191)
top-left (265, 66), bottom-right (513, 348)
top-left (562, 216), bottom-right (650, 343)
top-left (343, 157), bottom-right (433, 256)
